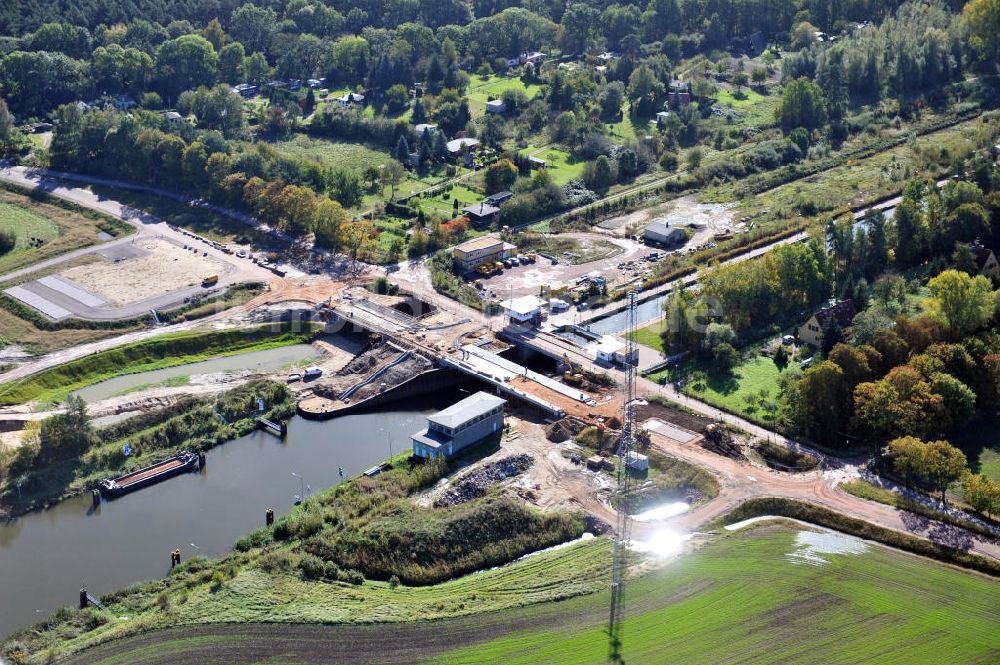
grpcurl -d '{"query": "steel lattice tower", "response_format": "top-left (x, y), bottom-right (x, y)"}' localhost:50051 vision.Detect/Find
top-left (609, 290), bottom-right (638, 663)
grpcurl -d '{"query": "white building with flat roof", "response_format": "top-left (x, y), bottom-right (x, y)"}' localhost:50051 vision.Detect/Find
top-left (501, 295), bottom-right (546, 323)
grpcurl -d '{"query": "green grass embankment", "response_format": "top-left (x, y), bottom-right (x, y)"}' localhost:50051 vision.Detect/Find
top-left (5, 446), bottom-right (594, 662)
top-left (40, 520), bottom-right (1000, 665)
top-left (709, 496), bottom-right (1000, 577)
top-left (0, 322), bottom-right (320, 405)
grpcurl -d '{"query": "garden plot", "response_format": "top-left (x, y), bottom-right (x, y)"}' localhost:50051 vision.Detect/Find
top-left (59, 238), bottom-right (227, 306)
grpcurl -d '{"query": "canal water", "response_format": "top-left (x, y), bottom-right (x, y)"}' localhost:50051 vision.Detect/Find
top-left (71, 344), bottom-right (323, 403)
top-left (0, 396), bottom-right (453, 639)
top-left (582, 294), bottom-right (669, 336)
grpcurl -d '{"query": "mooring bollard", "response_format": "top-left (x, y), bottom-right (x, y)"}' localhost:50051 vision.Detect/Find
top-left (265, 508), bottom-right (274, 526)
top-left (198, 451), bottom-right (206, 467)
top-left (92, 489), bottom-right (101, 506)
top-left (79, 588), bottom-right (88, 609)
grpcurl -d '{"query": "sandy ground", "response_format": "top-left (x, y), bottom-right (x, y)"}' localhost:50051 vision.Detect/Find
top-left (479, 233), bottom-right (651, 300)
top-left (60, 238), bottom-right (227, 306)
top-left (598, 194), bottom-right (736, 248)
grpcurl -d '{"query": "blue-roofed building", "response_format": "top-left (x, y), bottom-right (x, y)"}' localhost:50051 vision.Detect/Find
top-left (411, 392), bottom-right (506, 459)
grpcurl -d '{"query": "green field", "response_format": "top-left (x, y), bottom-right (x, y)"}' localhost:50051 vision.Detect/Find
top-left (647, 355), bottom-right (794, 423)
top-left (950, 414), bottom-right (1000, 484)
top-left (466, 75), bottom-right (543, 116)
top-left (0, 187), bottom-right (132, 275)
top-left (51, 521), bottom-right (1000, 665)
top-left (628, 320), bottom-right (668, 353)
top-left (529, 147), bottom-right (585, 185)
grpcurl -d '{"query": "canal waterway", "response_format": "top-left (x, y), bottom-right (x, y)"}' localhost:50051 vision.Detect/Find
top-left (71, 344), bottom-right (323, 403)
top-left (0, 396), bottom-right (453, 639)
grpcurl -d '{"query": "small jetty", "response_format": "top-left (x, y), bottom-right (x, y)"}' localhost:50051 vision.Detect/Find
top-left (99, 451), bottom-right (200, 497)
top-left (256, 417), bottom-right (288, 437)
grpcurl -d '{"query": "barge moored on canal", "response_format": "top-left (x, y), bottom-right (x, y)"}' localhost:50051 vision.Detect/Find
top-left (99, 451), bottom-right (200, 497)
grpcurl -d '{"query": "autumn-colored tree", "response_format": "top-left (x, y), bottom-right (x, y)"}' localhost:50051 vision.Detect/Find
top-left (339, 220), bottom-right (378, 263)
top-left (922, 439), bottom-right (967, 504)
top-left (964, 473), bottom-right (1000, 518)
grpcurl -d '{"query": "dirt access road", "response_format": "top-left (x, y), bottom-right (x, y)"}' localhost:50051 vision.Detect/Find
top-left (643, 421), bottom-right (1000, 561)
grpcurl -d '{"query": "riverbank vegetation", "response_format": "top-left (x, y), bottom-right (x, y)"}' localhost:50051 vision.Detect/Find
top-left (0, 321), bottom-right (319, 405)
top-left (0, 380), bottom-right (294, 516)
top-left (2, 445), bottom-right (593, 662)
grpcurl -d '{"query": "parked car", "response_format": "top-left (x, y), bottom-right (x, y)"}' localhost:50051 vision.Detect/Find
top-left (510, 257), bottom-right (520, 266)
top-left (287, 373), bottom-right (302, 382)
top-left (304, 367), bottom-right (323, 378)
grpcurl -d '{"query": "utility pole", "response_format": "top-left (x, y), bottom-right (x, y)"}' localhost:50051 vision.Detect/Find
top-left (609, 290), bottom-right (638, 663)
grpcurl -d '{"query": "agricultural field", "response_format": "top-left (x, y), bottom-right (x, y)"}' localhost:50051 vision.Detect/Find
top-left (0, 187), bottom-right (132, 275)
top-left (55, 522), bottom-right (1000, 665)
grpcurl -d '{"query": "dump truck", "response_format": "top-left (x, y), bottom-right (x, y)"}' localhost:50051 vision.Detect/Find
top-left (202, 274), bottom-right (219, 286)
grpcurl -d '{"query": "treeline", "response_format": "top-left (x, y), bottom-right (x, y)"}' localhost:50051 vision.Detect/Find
top-left (1, 0), bottom-right (973, 118)
top-left (699, 240), bottom-right (833, 334)
top-left (1, 0), bottom-right (950, 49)
top-left (46, 102), bottom-right (384, 255)
top-left (782, 2), bottom-right (965, 113)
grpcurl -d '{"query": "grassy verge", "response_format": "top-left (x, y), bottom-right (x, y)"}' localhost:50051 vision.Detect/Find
top-left (839, 479), bottom-right (998, 540)
top-left (0, 183), bottom-right (133, 275)
top-left (86, 185), bottom-right (268, 246)
top-left (0, 381), bottom-right (295, 516)
top-left (0, 322), bottom-right (320, 405)
top-left (708, 496), bottom-right (1000, 577)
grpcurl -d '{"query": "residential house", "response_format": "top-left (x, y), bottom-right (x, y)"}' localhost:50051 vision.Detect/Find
top-left (655, 111), bottom-right (672, 128)
top-left (485, 191), bottom-right (513, 206)
top-left (413, 123), bottom-right (438, 135)
top-left (231, 83), bottom-right (258, 98)
top-left (306, 78), bottom-right (325, 88)
top-left (797, 300), bottom-right (858, 347)
top-left (747, 31), bottom-right (766, 56)
top-left (411, 392), bottom-right (506, 460)
top-left (452, 236), bottom-right (514, 271)
top-left (336, 92), bottom-right (365, 107)
top-left (597, 51), bottom-right (619, 63)
top-left (163, 111), bottom-right (183, 124)
top-left (643, 219), bottom-right (686, 245)
top-left (973, 244), bottom-right (1000, 278)
top-left (528, 155), bottom-right (546, 169)
top-left (446, 137), bottom-right (480, 156)
top-left (521, 51), bottom-right (547, 66)
top-left (462, 202), bottom-right (501, 226)
top-left (485, 99), bottom-right (506, 114)
top-left (111, 95), bottom-right (137, 110)
top-left (501, 295), bottom-right (546, 324)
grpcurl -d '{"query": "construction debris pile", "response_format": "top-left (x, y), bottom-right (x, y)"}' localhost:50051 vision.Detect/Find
top-left (701, 423), bottom-right (745, 460)
top-left (434, 454), bottom-right (534, 507)
top-left (545, 417), bottom-right (588, 443)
